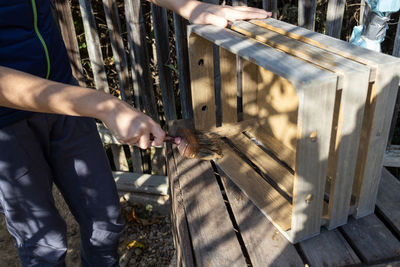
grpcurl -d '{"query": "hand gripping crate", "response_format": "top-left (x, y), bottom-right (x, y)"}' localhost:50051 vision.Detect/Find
top-left (186, 21), bottom-right (400, 243)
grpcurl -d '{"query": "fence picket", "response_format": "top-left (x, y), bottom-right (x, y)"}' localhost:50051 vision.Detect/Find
top-left (298, 0), bottom-right (317, 30)
top-left (173, 14), bottom-right (193, 119)
top-left (326, 0), bottom-right (346, 38)
top-left (151, 4), bottom-right (177, 121)
top-left (53, 0), bottom-right (86, 87)
top-left (78, 0), bottom-right (110, 93)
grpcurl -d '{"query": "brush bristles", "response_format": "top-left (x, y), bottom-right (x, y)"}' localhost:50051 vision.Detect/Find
top-left (193, 131), bottom-right (223, 160)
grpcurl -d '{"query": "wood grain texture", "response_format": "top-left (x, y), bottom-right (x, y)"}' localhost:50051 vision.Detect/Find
top-left (354, 65), bottom-right (400, 217)
top-left (124, 0), bottom-right (164, 175)
top-left (111, 145), bottom-right (129, 171)
top-left (167, 144), bottom-right (195, 267)
top-left (341, 215), bottom-right (400, 264)
top-left (250, 18), bottom-right (400, 221)
top-left (151, 4), bottom-right (177, 121)
top-left (376, 168), bottom-right (400, 236)
top-left (383, 147), bottom-right (400, 167)
top-left (242, 60), bottom-right (259, 120)
top-left (78, 0), bottom-right (109, 93)
top-left (189, 25), bottom-right (338, 88)
top-left (290, 79), bottom-right (337, 243)
top-left (298, 0), bottom-right (317, 30)
top-left (230, 20), bottom-right (366, 89)
top-left (256, 67), bottom-right (298, 151)
top-left (102, 0), bottom-right (130, 100)
top-left (219, 48), bottom-right (238, 124)
top-left (325, 0), bottom-right (346, 38)
top-left (299, 228), bottom-right (361, 266)
top-left (326, 63), bottom-right (370, 229)
top-left (220, 174), bottom-right (304, 267)
top-left (393, 17), bottom-right (400, 57)
top-left (216, 143), bottom-right (292, 231)
top-left (252, 18), bottom-right (400, 67)
top-left (175, 151), bottom-right (247, 266)
top-left (173, 14), bottom-right (193, 120)
top-left (113, 171), bottom-right (168, 195)
top-left (124, 0), bottom-right (158, 121)
top-left (188, 33), bottom-right (216, 130)
top-left (53, 0), bottom-right (86, 87)
top-left (247, 126), bottom-right (296, 170)
top-left (228, 133), bottom-right (294, 197)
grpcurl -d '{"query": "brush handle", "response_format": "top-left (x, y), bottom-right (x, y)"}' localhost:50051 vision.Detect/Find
top-left (150, 134), bottom-right (181, 145)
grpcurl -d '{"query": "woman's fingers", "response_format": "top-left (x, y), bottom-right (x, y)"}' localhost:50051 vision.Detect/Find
top-left (190, 4), bottom-right (271, 26)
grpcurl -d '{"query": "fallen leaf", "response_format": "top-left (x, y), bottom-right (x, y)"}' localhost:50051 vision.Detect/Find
top-left (126, 240), bottom-right (145, 250)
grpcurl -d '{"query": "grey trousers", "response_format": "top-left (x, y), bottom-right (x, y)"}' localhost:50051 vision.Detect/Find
top-left (0, 113), bottom-right (124, 266)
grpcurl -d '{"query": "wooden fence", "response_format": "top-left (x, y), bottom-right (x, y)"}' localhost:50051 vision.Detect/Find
top-left (53, 0), bottom-right (400, 175)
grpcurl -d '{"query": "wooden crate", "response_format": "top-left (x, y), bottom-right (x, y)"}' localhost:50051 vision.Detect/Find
top-left (186, 22), bottom-right (400, 243)
top-left (241, 18), bottom-right (400, 220)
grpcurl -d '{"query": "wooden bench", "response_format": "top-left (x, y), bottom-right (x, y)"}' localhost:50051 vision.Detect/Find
top-left (168, 142), bottom-right (400, 266)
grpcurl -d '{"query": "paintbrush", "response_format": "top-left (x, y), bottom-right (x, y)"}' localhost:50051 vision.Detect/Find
top-left (158, 128), bottom-right (224, 160)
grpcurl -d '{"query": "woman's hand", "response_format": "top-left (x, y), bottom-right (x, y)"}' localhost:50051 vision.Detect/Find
top-left (188, 3), bottom-right (272, 27)
top-left (150, 0), bottom-right (271, 28)
top-left (101, 100), bottom-right (165, 149)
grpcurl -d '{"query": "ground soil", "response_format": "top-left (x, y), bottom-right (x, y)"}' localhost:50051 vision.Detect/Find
top-left (0, 188), bottom-right (175, 267)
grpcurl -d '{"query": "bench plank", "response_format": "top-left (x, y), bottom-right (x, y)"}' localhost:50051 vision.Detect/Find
top-left (340, 215), bottom-right (400, 264)
top-left (175, 150), bottom-right (247, 266)
top-left (167, 145), bottom-right (195, 267)
top-left (376, 168), bottom-right (400, 236)
top-left (220, 173), bottom-right (303, 267)
top-left (299, 228), bottom-right (361, 266)
top-left (216, 143), bottom-right (292, 231)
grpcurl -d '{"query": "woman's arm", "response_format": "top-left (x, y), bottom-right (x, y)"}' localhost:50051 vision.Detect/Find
top-left (0, 66), bottom-right (165, 149)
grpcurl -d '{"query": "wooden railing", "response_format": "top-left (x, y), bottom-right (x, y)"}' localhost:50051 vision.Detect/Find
top-left (53, 0), bottom-right (400, 175)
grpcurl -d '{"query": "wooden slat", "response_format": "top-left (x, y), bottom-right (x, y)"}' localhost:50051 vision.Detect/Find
top-left (376, 168), bottom-right (400, 236)
top-left (251, 18), bottom-right (399, 71)
top-left (220, 173), bottom-right (304, 267)
top-left (219, 48), bottom-right (238, 124)
top-left (341, 215), bottom-right (400, 264)
top-left (262, 0), bottom-right (278, 19)
top-left (53, 0), bottom-right (86, 87)
top-left (242, 59), bottom-right (259, 120)
top-left (383, 146), bottom-right (400, 167)
top-left (290, 79), bottom-right (337, 243)
top-left (256, 67), bottom-right (298, 151)
top-left (393, 17), bottom-right (400, 57)
top-left (102, 0), bottom-right (131, 100)
top-left (188, 33), bottom-right (216, 130)
top-left (325, 0), bottom-right (346, 38)
top-left (78, 0), bottom-right (109, 93)
top-left (354, 67), bottom-right (400, 217)
top-left (113, 171), bottom-right (168, 195)
top-left (247, 126), bottom-right (296, 170)
top-left (152, 4), bottom-right (177, 121)
top-left (360, 0), bottom-right (366, 25)
top-left (124, 0), bottom-right (158, 121)
top-left (299, 228), bottom-right (361, 266)
top-left (166, 144), bottom-right (195, 267)
top-left (228, 132), bottom-right (294, 197)
top-left (189, 25), bottom-right (338, 88)
top-left (175, 151), bottom-right (247, 265)
top-left (111, 145), bottom-right (129, 171)
top-left (173, 14), bottom-right (193, 119)
top-left (298, 0), bottom-right (317, 30)
top-left (216, 143), bottom-right (292, 232)
top-left (129, 146), bottom-right (143, 173)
